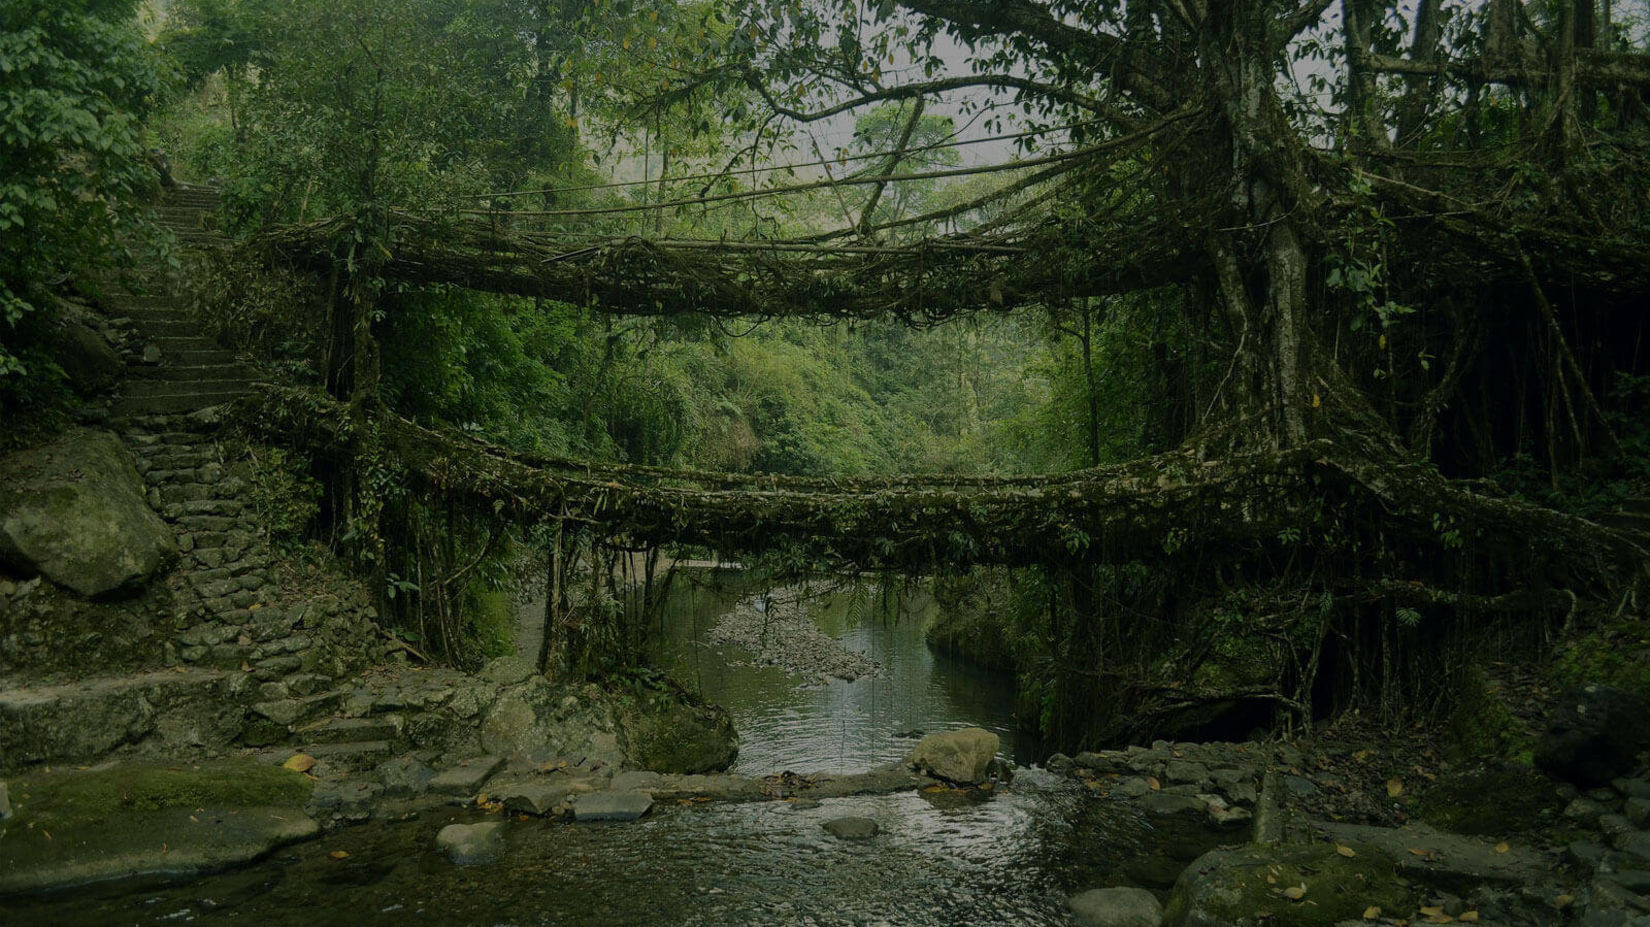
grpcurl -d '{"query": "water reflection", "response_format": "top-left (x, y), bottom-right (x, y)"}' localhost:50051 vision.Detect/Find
top-left (648, 571), bottom-right (1027, 774)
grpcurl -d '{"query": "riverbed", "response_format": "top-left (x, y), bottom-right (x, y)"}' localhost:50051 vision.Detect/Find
top-left (5, 571), bottom-right (1224, 926)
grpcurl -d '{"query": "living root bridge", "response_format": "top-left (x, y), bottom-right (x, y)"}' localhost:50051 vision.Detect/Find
top-left (244, 387), bottom-right (1646, 585)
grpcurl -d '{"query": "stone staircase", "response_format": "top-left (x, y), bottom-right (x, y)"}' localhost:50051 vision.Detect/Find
top-left (109, 183), bottom-right (255, 418)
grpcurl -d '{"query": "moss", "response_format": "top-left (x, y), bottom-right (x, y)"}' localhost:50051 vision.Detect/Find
top-left (11, 760), bottom-right (312, 829)
top-left (1412, 764), bottom-right (1562, 835)
top-left (1164, 843), bottom-right (1419, 927)
top-left (1444, 665), bottom-right (1530, 764)
top-left (1549, 622), bottom-right (1650, 698)
top-left (466, 585), bottom-right (517, 659)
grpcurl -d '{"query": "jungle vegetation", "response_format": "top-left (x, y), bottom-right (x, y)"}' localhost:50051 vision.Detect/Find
top-left (5, 0), bottom-right (1650, 749)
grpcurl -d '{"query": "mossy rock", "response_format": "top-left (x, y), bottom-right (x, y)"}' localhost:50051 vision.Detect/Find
top-left (1411, 764), bottom-right (1563, 836)
top-left (1444, 665), bottom-right (1532, 765)
top-left (1164, 842), bottom-right (1419, 927)
top-left (620, 691), bottom-right (739, 774)
top-left (1550, 622), bottom-right (1650, 698)
top-left (0, 759), bottom-right (316, 894)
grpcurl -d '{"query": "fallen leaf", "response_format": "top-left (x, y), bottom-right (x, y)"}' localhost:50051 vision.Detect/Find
top-left (189, 815), bottom-right (199, 823)
top-left (1266, 874), bottom-right (1278, 885)
top-left (1146, 776), bottom-right (1162, 791)
top-left (283, 753), bottom-right (316, 773)
top-left (1387, 778), bottom-right (1404, 798)
top-left (1336, 844), bottom-right (1357, 858)
top-left (1408, 847), bottom-right (1437, 858)
top-left (1353, 749), bottom-right (1373, 763)
top-left (1493, 841), bottom-right (1509, 854)
top-left (1459, 912), bottom-right (1479, 922)
top-left (329, 850), bottom-right (349, 860)
top-left (1283, 884), bottom-right (1307, 901)
top-left (1420, 906), bottom-right (1445, 917)
top-left (1363, 906), bottom-right (1382, 920)
top-left (1555, 894), bottom-right (1575, 909)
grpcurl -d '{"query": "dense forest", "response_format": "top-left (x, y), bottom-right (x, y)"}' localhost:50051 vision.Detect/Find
top-left (5, 0), bottom-right (1650, 753)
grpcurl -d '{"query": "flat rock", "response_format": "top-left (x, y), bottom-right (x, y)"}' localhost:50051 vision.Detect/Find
top-left (480, 656), bottom-right (536, 686)
top-left (489, 777), bottom-right (575, 816)
top-left (571, 790), bottom-right (653, 822)
top-left (436, 821), bottom-right (504, 864)
top-left (822, 817), bottom-right (879, 840)
top-left (1313, 820), bottom-right (1555, 885)
top-left (376, 756), bottom-right (435, 798)
top-left (907, 727), bottom-right (1000, 785)
top-left (1068, 886), bottom-right (1162, 927)
top-left (430, 755), bottom-right (504, 796)
top-left (610, 770), bottom-right (665, 792)
top-left (0, 761), bottom-right (316, 894)
top-left (0, 431), bottom-right (177, 598)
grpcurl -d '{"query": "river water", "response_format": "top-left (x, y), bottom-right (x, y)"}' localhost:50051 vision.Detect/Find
top-left (9, 571), bottom-right (1222, 926)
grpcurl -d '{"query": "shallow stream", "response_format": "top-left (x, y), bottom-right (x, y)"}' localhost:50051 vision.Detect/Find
top-left (8, 571), bottom-right (1223, 926)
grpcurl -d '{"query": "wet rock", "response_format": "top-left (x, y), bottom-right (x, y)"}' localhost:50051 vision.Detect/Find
top-left (1626, 797), bottom-right (1650, 828)
top-left (307, 780), bottom-right (381, 824)
top-left (1068, 886), bottom-right (1162, 927)
top-left (1616, 779), bottom-right (1650, 800)
top-left (1113, 777), bottom-right (1154, 798)
top-left (436, 821), bottom-right (504, 864)
top-left (1074, 751), bottom-right (1132, 775)
top-left (0, 431), bottom-right (177, 598)
top-left (1536, 685), bottom-right (1650, 786)
top-left (430, 755), bottom-right (504, 796)
top-left (50, 318), bottom-right (122, 395)
top-left (1314, 820), bottom-right (1556, 886)
top-left (490, 778), bottom-right (575, 816)
top-left (907, 727), bottom-right (1000, 785)
top-left (1142, 791), bottom-right (1207, 817)
top-left (822, 817), bottom-right (879, 840)
top-left (571, 790), bottom-right (652, 822)
top-left (376, 756), bottom-right (435, 798)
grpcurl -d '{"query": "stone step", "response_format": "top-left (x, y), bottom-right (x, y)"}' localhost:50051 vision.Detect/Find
top-left (144, 347), bottom-right (241, 367)
top-left (130, 363), bottom-right (254, 383)
top-left (132, 318), bottom-right (206, 337)
top-left (111, 390), bottom-right (247, 416)
top-left (303, 740), bottom-right (396, 773)
top-left (295, 715), bottom-right (404, 746)
top-left (124, 378), bottom-right (251, 400)
top-left (101, 295), bottom-right (176, 311)
top-left (0, 669), bottom-right (231, 766)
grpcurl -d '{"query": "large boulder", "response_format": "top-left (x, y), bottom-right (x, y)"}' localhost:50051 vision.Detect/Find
top-left (1164, 843), bottom-right (1419, 927)
top-left (1535, 684), bottom-right (1650, 786)
top-left (49, 318), bottom-right (123, 396)
top-left (1068, 887), bottom-right (1163, 927)
top-left (620, 692), bottom-right (739, 774)
top-left (0, 431), bottom-right (176, 598)
top-left (907, 727), bottom-right (1001, 785)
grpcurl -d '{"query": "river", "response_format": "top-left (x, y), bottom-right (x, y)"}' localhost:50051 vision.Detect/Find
top-left (7, 571), bottom-right (1224, 926)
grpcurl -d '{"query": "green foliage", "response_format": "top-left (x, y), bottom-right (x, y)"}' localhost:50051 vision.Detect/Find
top-left (0, 0), bottom-right (167, 404)
top-left (1550, 621), bottom-right (1650, 698)
top-left (238, 444), bottom-right (322, 549)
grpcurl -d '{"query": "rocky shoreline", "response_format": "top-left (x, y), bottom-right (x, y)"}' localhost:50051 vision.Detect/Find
top-left (705, 587), bottom-right (883, 683)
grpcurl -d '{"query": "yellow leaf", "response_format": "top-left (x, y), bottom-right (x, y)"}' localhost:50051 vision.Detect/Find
top-left (1420, 906), bottom-right (1444, 917)
top-left (1336, 844), bottom-right (1357, 858)
top-left (1363, 906), bottom-right (1382, 920)
top-left (1312, 392), bottom-right (1322, 408)
top-left (1379, 333), bottom-right (1388, 349)
top-left (1266, 874), bottom-right (1278, 885)
top-left (1493, 841), bottom-right (1509, 854)
top-left (1386, 777), bottom-right (1404, 797)
top-left (1353, 749), bottom-right (1372, 762)
top-left (622, 36), bottom-right (631, 49)
top-left (1283, 884), bottom-right (1306, 901)
top-left (1459, 912), bottom-right (1479, 922)
top-left (1145, 776), bottom-right (1162, 791)
top-left (330, 850), bottom-right (349, 860)
top-left (282, 754), bottom-right (316, 773)
top-left (1556, 894), bottom-right (1575, 909)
